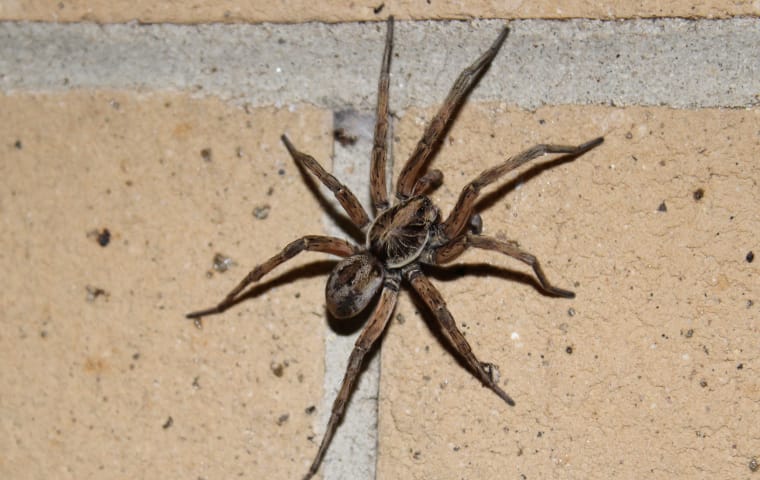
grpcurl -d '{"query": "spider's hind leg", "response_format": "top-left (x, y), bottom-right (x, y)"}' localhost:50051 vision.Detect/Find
top-left (186, 235), bottom-right (357, 322)
top-left (404, 265), bottom-right (515, 406)
top-left (304, 272), bottom-right (401, 480)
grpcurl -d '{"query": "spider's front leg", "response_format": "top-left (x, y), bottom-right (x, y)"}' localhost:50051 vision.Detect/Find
top-left (424, 137), bottom-right (603, 298)
top-left (403, 265), bottom-right (515, 406)
top-left (441, 137), bottom-right (604, 240)
top-left (186, 235), bottom-right (357, 322)
top-left (395, 25), bottom-right (510, 200)
top-left (304, 271), bottom-right (401, 480)
top-left (370, 16), bottom-right (393, 213)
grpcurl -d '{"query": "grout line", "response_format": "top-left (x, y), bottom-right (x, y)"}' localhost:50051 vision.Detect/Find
top-left (2, 18), bottom-right (759, 109)
top-left (320, 110), bottom-right (382, 479)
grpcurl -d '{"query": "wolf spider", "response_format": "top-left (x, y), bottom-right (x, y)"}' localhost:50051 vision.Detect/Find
top-left (187, 17), bottom-right (603, 480)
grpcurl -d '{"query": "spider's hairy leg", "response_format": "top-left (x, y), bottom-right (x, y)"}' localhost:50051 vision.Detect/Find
top-left (441, 137), bottom-right (604, 239)
top-left (370, 16), bottom-right (394, 213)
top-left (432, 233), bottom-right (576, 298)
top-left (396, 25), bottom-right (510, 199)
top-left (185, 235), bottom-right (357, 321)
top-left (281, 135), bottom-right (371, 229)
top-left (403, 265), bottom-right (515, 406)
top-left (304, 272), bottom-right (401, 480)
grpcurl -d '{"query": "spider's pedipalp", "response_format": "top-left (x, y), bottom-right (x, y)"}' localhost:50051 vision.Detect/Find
top-left (411, 168), bottom-right (443, 196)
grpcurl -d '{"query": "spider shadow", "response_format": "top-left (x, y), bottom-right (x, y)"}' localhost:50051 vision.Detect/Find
top-left (425, 262), bottom-right (556, 297)
top-left (326, 294), bottom-right (380, 336)
top-left (206, 259), bottom-right (335, 317)
top-left (473, 151), bottom-right (587, 215)
top-left (211, 258), bottom-right (371, 336)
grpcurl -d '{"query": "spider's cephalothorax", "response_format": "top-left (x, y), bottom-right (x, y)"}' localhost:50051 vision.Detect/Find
top-left (187, 17), bottom-right (603, 480)
top-left (367, 195), bottom-right (439, 267)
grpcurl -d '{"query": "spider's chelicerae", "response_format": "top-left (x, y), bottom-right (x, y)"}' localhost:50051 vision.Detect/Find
top-left (187, 17), bottom-right (603, 480)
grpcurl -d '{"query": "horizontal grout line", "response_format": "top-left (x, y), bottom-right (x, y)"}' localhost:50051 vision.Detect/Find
top-left (1, 18), bottom-right (758, 110)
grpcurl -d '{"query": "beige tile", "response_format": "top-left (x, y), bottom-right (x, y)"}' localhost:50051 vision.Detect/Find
top-left (379, 104), bottom-right (760, 478)
top-left (2, 0), bottom-right (756, 23)
top-left (0, 92), bottom-right (333, 479)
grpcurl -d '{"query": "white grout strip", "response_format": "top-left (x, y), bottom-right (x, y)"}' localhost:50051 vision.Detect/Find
top-left (320, 110), bottom-right (383, 479)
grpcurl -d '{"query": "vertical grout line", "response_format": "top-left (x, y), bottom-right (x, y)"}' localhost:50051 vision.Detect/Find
top-left (318, 110), bottom-right (384, 479)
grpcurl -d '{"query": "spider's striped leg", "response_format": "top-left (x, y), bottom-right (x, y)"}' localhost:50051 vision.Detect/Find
top-left (430, 233), bottom-right (575, 298)
top-left (370, 17), bottom-right (393, 212)
top-left (282, 135), bottom-right (371, 229)
top-left (441, 137), bottom-right (604, 240)
top-left (395, 26), bottom-right (510, 200)
top-left (304, 271), bottom-right (401, 480)
top-left (403, 264), bottom-right (515, 406)
top-left (186, 235), bottom-right (357, 320)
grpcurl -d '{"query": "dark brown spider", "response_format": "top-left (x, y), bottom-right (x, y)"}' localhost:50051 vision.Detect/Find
top-left (187, 17), bottom-right (603, 480)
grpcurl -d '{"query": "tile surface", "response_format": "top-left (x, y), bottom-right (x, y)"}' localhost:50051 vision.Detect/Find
top-left (0, 92), bottom-right (332, 479)
top-left (379, 103), bottom-right (760, 479)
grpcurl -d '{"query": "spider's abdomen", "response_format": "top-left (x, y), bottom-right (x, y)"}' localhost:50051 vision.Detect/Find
top-left (326, 254), bottom-right (384, 319)
top-left (367, 196), bottom-right (439, 268)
